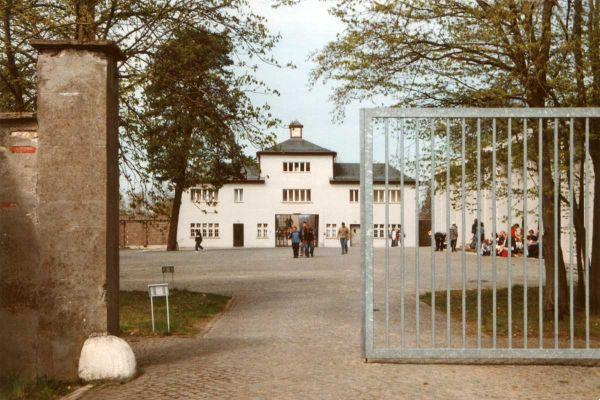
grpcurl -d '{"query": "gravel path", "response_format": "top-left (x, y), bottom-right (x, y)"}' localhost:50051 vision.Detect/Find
top-left (82, 247), bottom-right (600, 399)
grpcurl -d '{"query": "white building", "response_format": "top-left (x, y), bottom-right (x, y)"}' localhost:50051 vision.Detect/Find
top-left (177, 121), bottom-right (418, 248)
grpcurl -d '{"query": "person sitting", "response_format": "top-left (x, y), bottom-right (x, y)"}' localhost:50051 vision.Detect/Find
top-left (527, 229), bottom-right (539, 258)
top-left (496, 231), bottom-right (508, 257)
top-left (481, 239), bottom-right (493, 256)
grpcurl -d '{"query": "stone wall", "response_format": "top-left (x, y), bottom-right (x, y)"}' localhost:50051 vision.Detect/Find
top-left (0, 41), bottom-right (122, 381)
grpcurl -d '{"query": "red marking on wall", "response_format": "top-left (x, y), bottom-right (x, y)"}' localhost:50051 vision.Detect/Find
top-left (0, 202), bottom-right (18, 209)
top-left (9, 146), bottom-right (36, 154)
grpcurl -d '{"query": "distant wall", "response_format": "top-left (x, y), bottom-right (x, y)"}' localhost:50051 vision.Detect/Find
top-left (120, 216), bottom-right (169, 248)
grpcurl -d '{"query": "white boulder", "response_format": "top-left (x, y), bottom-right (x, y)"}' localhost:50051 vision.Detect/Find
top-left (78, 334), bottom-right (137, 382)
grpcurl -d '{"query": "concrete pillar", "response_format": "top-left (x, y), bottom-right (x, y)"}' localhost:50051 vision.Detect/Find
top-left (31, 40), bottom-right (122, 380)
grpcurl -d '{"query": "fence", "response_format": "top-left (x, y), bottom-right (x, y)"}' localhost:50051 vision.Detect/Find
top-left (360, 108), bottom-right (600, 364)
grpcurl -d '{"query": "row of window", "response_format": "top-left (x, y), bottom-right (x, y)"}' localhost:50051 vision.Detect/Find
top-left (190, 223), bottom-right (270, 239)
top-left (282, 189), bottom-right (311, 202)
top-left (283, 161), bottom-right (311, 172)
top-left (192, 188), bottom-right (400, 204)
top-left (373, 224), bottom-right (402, 238)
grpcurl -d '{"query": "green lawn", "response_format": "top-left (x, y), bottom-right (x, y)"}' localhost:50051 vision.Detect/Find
top-left (0, 377), bottom-right (71, 400)
top-left (120, 289), bottom-right (231, 336)
top-left (421, 285), bottom-right (600, 339)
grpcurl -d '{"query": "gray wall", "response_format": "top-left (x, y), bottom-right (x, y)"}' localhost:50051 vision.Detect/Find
top-left (0, 41), bottom-right (121, 381)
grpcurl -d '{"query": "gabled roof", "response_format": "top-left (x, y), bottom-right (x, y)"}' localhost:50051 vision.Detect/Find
top-left (257, 138), bottom-right (337, 156)
top-left (331, 163), bottom-right (415, 184)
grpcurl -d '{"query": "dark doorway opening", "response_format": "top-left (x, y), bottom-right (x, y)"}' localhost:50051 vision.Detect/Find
top-left (233, 223), bottom-right (244, 247)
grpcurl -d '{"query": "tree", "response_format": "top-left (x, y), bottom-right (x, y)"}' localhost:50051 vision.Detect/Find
top-left (306, 0), bottom-right (600, 315)
top-left (141, 28), bottom-right (276, 250)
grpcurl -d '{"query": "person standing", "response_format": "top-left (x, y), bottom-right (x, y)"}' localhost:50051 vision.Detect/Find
top-left (289, 226), bottom-right (301, 258)
top-left (195, 229), bottom-right (204, 252)
top-left (449, 223), bottom-right (458, 252)
top-left (299, 222), bottom-right (307, 257)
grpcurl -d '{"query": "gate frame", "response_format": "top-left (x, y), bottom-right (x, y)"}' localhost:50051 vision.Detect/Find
top-left (360, 107), bottom-right (600, 364)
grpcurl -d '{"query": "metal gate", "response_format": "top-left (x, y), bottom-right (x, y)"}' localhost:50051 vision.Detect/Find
top-left (360, 108), bottom-right (600, 364)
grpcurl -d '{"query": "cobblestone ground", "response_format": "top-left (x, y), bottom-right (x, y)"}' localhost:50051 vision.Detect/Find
top-left (83, 247), bottom-right (600, 399)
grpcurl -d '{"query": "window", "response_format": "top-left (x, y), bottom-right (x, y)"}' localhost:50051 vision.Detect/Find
top-left (373, 223), bottom-right (402, 239)
top-left (349, 189), bottom-right (359, 202)
top-left (190, 188), bottom-right (218, 203)
top-left (282, 189), bottom-right (311, 202)
top-left (326, 223), bottom-right (337, 238)
top-left (373, 224), bottom-right (385, 238)
top-left (283, 161), bottom-right (311, 172)
top-left (190, 223), bottom-right (220, 238)
top-left (388, 190), bottom-right (400, 203)
top-left (234, 188), bottom-right (243, 203)
top-left (257, 223), bottom-right (268, 238)
top-left (373, 189), bottom-right (400, 203)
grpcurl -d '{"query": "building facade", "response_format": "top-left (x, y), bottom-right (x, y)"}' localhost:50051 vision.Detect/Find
top-left (177, 121), bottom-right (418, 248)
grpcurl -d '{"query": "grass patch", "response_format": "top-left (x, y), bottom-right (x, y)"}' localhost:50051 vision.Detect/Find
top-left (120, 289), bottom-right (230, 337)
top-left (421, 286), bottom-right (600, 339)
top-left (0, 377), bottom-right (71, 400)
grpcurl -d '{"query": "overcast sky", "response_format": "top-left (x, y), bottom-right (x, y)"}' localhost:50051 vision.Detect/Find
top-left (248, 0), bottom-right (387, 163)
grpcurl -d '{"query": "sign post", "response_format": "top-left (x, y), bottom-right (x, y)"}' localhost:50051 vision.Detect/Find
top-left (148, 283), bottom-right (170, 333)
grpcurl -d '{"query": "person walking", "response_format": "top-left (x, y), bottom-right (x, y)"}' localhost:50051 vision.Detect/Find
top-left (289, 226), bottom-right (301, 258)
top-left (194, 229), bottom-right (204, 252)
top-left (304, 224), bottom-right (315, 257)
top-left (449, 223), bottom-right (458, 252)
top-left (338, 222), bottom-right (350, 254)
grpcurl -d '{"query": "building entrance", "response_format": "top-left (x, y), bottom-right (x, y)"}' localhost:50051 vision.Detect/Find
top-left (275, 214), bottom-right (319, 247)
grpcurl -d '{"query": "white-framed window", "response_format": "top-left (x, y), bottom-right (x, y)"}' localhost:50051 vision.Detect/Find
top-left (282, 188), bottom-right (312, 202)
top-left (373, 224), bottom-right (385, 238)
top-left (349, 189), bottom-right (359, 202)
top-left (283, 161), bottom-right (311, 172)
top-left (257, 223), bottom-right (268, 238)
top-left (388, 190), bottom-right (400, 203)
top-left (190, 222), bottom-right (220, 238)
top-left (373, 189), bottom-right (400, 203)
top-left (326, 223), bottom-right (337, 238)
top-left (190, 188), bottom-right (218, 203)
top-left (234, 188), bottom-right (243, 203)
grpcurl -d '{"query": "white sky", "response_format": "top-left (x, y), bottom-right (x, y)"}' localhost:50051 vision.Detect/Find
top-left (248, 0), bottom-right (389, 163)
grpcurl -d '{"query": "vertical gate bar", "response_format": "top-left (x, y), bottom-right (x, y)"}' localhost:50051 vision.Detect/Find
top-left (461, 118), bottom-right (467, 348)
top-left (553, 117), bottom-right (559, 349)
top-left (585, 117), bottom-right (590, 348)
top-left (400, 119), bottom-right (406, 348)
top-left (476, 118), bottom-right (482, 349)
top-left (359, 109), bottom-right (374, 357)
top-left (415, 121), bottom-right (421, 348)
top-left (492, 118), bottom-right (498, 348)
top-left (430, 119), bottom-right (436, 348)
top-left (446, 118), bottom-right (451, 347)
top-left (523, 118), bottom-right (528, 349)
top-left (508, 118), bottom-right (513, 349)
top-left (384, 118), bottom-right (390, 347)
top-left (538, 118), bottom-right (544, 349)
top-left (569, 118), bottom-right (574, 349)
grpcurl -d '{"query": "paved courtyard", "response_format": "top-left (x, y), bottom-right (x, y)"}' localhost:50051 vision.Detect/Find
top-left (83, 247), bottom-right (600, 399)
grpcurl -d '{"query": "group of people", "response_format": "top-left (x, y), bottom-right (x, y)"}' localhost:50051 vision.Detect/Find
top-left (468, 219), bottom-right (540, 257)
top-left (287, 222), bottom-right (317, 258)
top-left (388, 226), bottom-right (405, 247)
top-left (287, 221), bottom-right (352, 258)
top-left (430, 219), bottom-right (540, 258)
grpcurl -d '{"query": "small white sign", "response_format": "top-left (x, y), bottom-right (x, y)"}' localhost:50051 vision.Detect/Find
top-left (147, 283), bottom-right (170, 332)
top-left (148, 283), bottom-right (169, 297)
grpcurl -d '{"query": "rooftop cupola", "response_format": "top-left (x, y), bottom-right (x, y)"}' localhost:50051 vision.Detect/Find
top-left (289, 120), bottom-right (303, 139)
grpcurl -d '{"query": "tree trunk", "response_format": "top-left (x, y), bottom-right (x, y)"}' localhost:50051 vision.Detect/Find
top-left (74, 0), bottom-right (97, 41)
top-left (166, 182), bottom-right (183, 251)
top-left (541, 122), bottom-right (569, 319)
